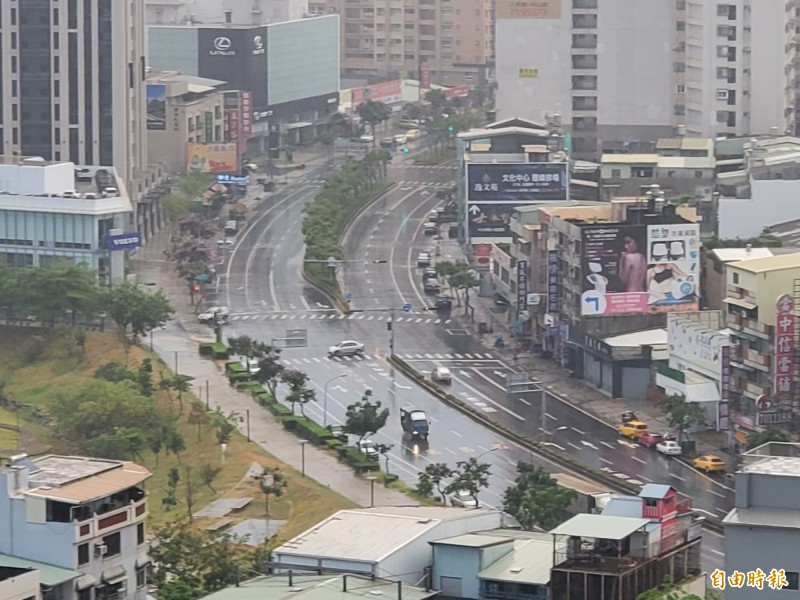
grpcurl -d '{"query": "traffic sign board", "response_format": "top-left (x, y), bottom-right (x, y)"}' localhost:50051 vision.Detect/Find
top-left (403, 303), bottom-right (412, 313)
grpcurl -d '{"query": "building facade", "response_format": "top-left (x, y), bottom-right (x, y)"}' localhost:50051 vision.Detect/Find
top-left (0, 454), bottom-right (152, 600)
top-left (148, 16), bottom-right (340, 151)
top-left (308, 0), bottom-right (493, 86)
top-left (0, 565), bottom-right (41, 600)
top-left (495, 0), bottom-right (796, 160)
top-left (0, 157), bottom-right (132, 281)
top-left (146, 0), bottom-right (309, 26)
top-left (0, 0), bottom-right (147, 199)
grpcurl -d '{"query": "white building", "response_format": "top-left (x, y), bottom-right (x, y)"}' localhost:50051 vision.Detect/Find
top-left (273, 506), bottom-right (504, 585)
top-left (0, 562), bottom-right (42, 600)
top-left (495, 0), bottom-right (796, 159)
top-left (0, 454), bottom-right (152, 600)
top-left (146, 0), bottom-right (309, 25)
top-left (0, 0), bottom-right (147, 201)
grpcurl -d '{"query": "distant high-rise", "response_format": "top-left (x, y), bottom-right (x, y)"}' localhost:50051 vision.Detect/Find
top-left (0, 0), bottom-right (147, 193)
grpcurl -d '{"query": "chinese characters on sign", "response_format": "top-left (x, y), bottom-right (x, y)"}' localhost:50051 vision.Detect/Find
top-left (518, 67), bottom-right (539, 79)
top-left (719, 344), bottom-right (731, 431)
top-left (774, 294), bottom-right (795, 399)
top-left (516, 261), bottom-right (528, 314)
top-left (467, 163), bottom-right (569, 202)
top-left (496, 0), bottom-right (561, 19)
top-left (710, 568), bottom-right (790, 591)
top-left (547, 250), bottom-right (560, 315)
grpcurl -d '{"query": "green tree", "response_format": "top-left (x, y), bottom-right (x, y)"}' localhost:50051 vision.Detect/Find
top-left (227, 335), bottom-right (272, 359)
top-left (423, 463), bottom-right (456, 504)
top-left (281, 369), bottom-right (316, 416)
top-left (659, 394), bottom-right (706, 442)
top-left (158, 578), bottom-right (204, 600)
top-left (424, 89), bottom-right (448, 117)
top-left (104, 283), bottom-right (173, 338)
top-left (13, 265), bottom-right (101, 325)
top-left (254, 466), bottom-right (288, 518)
top-left (254, 353), bottom-right (285, 398)
top-left (502, 462), bottom-right (576, 530)
top-left (746, 428), bottom-right (790, 449)
top-left (213, 408), bottom-right (240, 445)
top-left (415, 472), bottom-right (434, 498)
top-left (376, 443), bottom-right (394, 473)
top-left (356, 99), bottom-right (392, 138)
top-left (162, 467), bottom-right (181, 511)
top-left (85, 427), bottom-right (146, 461)
top-left (199, 463), bottom-right (222, 493)
top-left (446, 458), bottom-right (491, 506)
top-left (344, 389), bottom-right (389, 443)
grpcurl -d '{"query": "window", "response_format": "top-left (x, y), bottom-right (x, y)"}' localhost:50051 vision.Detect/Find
top-left (78, 542), bottom-right (90, 565)
top-left (137, 523), bottom-right (145, 545)
top-left (136, 567), bottom-right (146, 588)
top-left (103, 532), bottom-right (121, 557)
top-left (78, 590), bottom-right (91, 600)
top-left (733, 272), bottom-right (739, 284)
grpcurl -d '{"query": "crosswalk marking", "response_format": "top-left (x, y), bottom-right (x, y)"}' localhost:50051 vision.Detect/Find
top-left (227, 312), bottom-right (454, 326)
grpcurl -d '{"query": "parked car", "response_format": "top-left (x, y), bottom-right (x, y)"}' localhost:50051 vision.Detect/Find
top-left (405, 128), bottom-right (421, 140)
top-left (328, 340), bottom-right (366, 358)
top-left (431, 366), bottom-right (452, 383)
top-left (618, 420), bottom-right (649, 440)
top-left (450, 490), bottom-right (478, 508)
top-left (656, 440), bottom-right (683, 456)
top-left (399, 118), bottom-right (420, 129)
top-left (240, 357), bottom-right (260, 375)
top-left (359, 132), bottom-right (374, 143)
top-left (421, 267), bottom-right (438, 282)
top-left (423, 278), bottom-right (441, 294)
top-left (638, 432), bottom-right (664, 448)
top-left (433, 297), bottom-right (453, 312)
top-left (693, 454), bottom-right (726, 473)
top-left (380, 137), bottom-right (394, 148)
top-left (417, 252), bottom-right (431, 267)
top-left (198, 306), bottom-right (229, 325)
top-left (394, 133), bottom-right (408, 145)
top-left (423, 222), bottom-right (439, 236)
top-left (357, 439), bottom-right (379, 461)
top-left (326, 425), bottom-right (348, 444)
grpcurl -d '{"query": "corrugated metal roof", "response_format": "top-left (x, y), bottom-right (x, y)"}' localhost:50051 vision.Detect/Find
top-left (656, 138), bottom-right (682, 150)
top-left (478, 539), bottom-right (555, 585)
top-left (550, 514), bottom-right (651, 540)
top-left (639, 484), bottom-right (672, 500)
top-left (26, 461), bottom-right (151, 504)
top-left (431, 534), bottom-right (511, 549)
top-left (0, 554), bottom-right (80, 586)
top-left (657, 156), bottom-right (715, 169)
top-left (728, 252), bottom-right (800, 273)
top-left (601, 154), bottom-right (659, 164)
top-left (681, 138), bottom-right (714, 151)
top-left (602, 496), bottom-right (642, 518)
top-left (711, 248), bottom-right (774, 262)
top-left (603, 328), bottom-right (668, 348)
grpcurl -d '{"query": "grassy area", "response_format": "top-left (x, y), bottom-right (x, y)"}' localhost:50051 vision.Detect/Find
top-left (0, 325), bottom-right (355, 541)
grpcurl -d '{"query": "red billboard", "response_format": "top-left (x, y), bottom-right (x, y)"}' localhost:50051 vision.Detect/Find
top-left (774, 294), bottom-right (795, 400)
top-left (445, 84), bottom-right (471, 99)
top-left (420, 61), bottom-right (431, 89)
top-left (240, 91), bottom-right (253, 154)
top-left (351, 80), bottom-right (402, 106)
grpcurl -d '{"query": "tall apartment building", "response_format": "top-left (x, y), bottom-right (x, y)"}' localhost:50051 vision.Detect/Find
top-left (146, 0), bottom-right (309, 26)
top-left (0, 0), bottom-right (147, 199)
top-left (496, 0), bottom-right (796, 160)
top-left (0, 454), bottom-right (152, 600)
top-left (308, 0), bottom-right (493, 86)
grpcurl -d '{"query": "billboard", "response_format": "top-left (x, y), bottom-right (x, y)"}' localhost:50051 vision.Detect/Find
top-left (468, 204), bottom-right (516, 238)
top-left (420, 61), bottom-right (431, 89)
top-left (580, 223), bottom-right (701, 316)
top-left (667, 314), bottom-right (729, 380)
top-left (107, 232), bottom-right (142, 251)
top-left (146, 84), bottom-right (167, 131)
top-left (517, 261), bottom-right (528, 313)
top-left (496, 0), bottom-right (562, 19)
top-left (186, 143), bottom-right (238, 173)
top-left (774, 294), bottom-right (795, 400)
top-left (444, 84), bottom-right (471, 100)
top-left (547, 250), bottom-right (560, 315)
top-left (467, 163), bottom-right (568, 202)
top-left (351, 80), bottom-right (402, 106)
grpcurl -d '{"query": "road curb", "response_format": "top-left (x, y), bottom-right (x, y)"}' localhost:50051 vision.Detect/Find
top-left (388, 355), bottom-right (725, 535)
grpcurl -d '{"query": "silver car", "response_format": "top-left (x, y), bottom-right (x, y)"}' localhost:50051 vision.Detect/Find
top-left (450, 490), bottom-right (478, 508)
top-left (328, 340), bottom-right (366, 358)
top-left (431, 366), bottom-right (452, 383)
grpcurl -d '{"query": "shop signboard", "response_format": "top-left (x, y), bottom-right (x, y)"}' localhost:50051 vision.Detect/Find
top-left (547, 250), bottom-right (560, 314)
top-left (517, 260), bottom-right (528, 312)
top-left (467, 163), bottom-right (568, 202)
top-left (774, 294), bottom-right (796, 399)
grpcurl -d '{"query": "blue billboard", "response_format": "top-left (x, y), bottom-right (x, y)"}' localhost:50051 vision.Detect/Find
top-left (467, 162), bottom-right (568, 202)
top-left (107, 232), bottom-right (142, 251)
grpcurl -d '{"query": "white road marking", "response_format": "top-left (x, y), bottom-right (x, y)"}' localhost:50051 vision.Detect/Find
top-left (568, 442), bottom-right (582, 451)
top-left (600, 458), bottom-right (614, 465)
top-left (545, 413), bottom-right (557, 421)
top-left (446, 448), bottom-right (457, 455)
top-left (710, 490), bottom-right (726, 499)
top-left (600, 441), bottom-right (616, 449)
top-left (451, 430), bottom-right (463, 438)
top-left (572, 427), bottom-right (586, 435)
top-left (631, 456), bottom-right (647, 465)
top-left (520, 399), bottom-right (531, 406)
top-left (670, 473), bottom-right (686, 482)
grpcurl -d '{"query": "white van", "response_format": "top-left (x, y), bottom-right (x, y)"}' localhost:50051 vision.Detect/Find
top-left (224, 220), bottom-right (238, 236)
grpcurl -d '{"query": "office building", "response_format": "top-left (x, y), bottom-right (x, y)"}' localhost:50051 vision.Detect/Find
top-left (723, 442), bottom-right (800, 598)
top-left (0, 156), bottom-right (132, 282)
top-left (0, 0), bottom-right (148, 199)
top-left (724, 252), bottom-right (800, 438)
top-left (0, 454), bottom-right (152, 600)
top-left (495, 0), bottom-right (796, 160)
top-left (146, 0), bottom-right (309, 26)
top-left (148, 16), bottom-right (339, 152)
top-left (308, 0), bottom-right (493, 86)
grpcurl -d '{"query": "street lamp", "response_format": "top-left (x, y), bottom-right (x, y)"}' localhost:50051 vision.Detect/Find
top-left (323, 374), bottom-right (347, 428)
top-left (299, 439), bottom-right (308, 477)
top-left (366, 475), bottom-right (377, 507)
top-left (475, 444), bottom-right (508, 463)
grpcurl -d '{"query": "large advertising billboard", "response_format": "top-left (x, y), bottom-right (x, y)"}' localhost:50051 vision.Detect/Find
top-left (351, 80), bottom-right (402, 106)
top-left (496, 0), bottom-right (562, 19)
top-left (186, 143), bottom-right (238, 173)
top-left (467, 163), bottom-right (568, 202)
top-left (774, 294), bottom-right (796, 400)
top-left (146, 84), bottom-right (166, 131)
top-left (580, 223), bottom-right (701, 316)
top-left (468, 204), bottom-right (516, 238)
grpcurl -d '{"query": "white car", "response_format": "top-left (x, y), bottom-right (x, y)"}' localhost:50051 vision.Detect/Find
top-left (394, 133), bottom-right (408, 144)
top-left (357, 439), bottom-right (379, 460)
top-left (417, 252), bottom-right (431, 267)
top-left (450, 490), bottom-right (478, 508)
top-left (423, 222), bottom-right (439, 236)
top-left (328, 340), bottom-right (366, 358)
top-left (656, 440), bottom-right (683, 456)
top-left (198, 306), bottom-right (229, 324)
top-left (431, 366), bottom-right (452, 383)
top-left (240, 357), bottom-right (260, 375)
top-left (359, 133), bottom-right (374, 143)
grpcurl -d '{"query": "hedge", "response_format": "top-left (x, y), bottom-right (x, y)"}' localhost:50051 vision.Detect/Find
top-left (225, 361), bottom-right (247, 375)
top-left (199, 343), bottom-right (214, 357)
top-left (384, 474), bottom-right (399, 484)
top-left (228, 372), bottom-right (253, 385)
top-left (293, 417), bottom-right (335, 445)
top-left (326, 439), bottom-right (344, 450)
top-left (336, 446), bottom-right (380, 473)
top-left (211, 343), bottom-right (229, 359)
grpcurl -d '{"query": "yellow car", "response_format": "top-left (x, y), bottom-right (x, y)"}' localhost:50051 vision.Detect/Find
top-left (405, 128), bottom-right (421, 140)
top-left (618, 420), bottom-right (648, 439)
top-left (693, 454), bottom-right (726, 473)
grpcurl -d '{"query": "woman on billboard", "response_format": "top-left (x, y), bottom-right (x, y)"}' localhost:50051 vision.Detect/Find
top-left (647, 262), bottom-right (691, 303)
top-left (617, 233), bottom-right (647, 292)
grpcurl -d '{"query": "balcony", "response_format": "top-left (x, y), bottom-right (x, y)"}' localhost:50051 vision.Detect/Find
top-left (742, 347), bottom-right (770, 371)
top-left (744, 380), bottom-right (769, 400)
top-left (75, 495), bottom-right (148, 542)
top-left (727, 313), bottom-right (771, 339)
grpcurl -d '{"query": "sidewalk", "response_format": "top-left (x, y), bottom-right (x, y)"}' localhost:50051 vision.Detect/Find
top-left (437, 237), bottom-right (729, 458)
top-left (131, 155), bottom-right (415, 509)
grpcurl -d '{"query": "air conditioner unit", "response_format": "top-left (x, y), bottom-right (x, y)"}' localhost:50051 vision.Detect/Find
top-left (94, 543), bottom-right (108, 557)
top-left (743, 47), bottom-right (751, 53)
top-left (717, 89), bottom-right (729, 100)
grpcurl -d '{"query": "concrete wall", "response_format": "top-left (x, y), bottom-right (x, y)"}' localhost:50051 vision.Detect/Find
top-left (725, 524), bottom-right (800, 600)
top-left (719, 180), bottom-right (800, 239)
top-left (0, 569), bottom-right (41, 600)
top-left (431, 545), bottom-right (483, 599)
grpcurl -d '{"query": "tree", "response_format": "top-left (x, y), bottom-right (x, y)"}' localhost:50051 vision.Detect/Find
top-left (503, 462), bottom-right (576, 531)
top-left (356, 99), bottom-right (392, 138)
top-left (85, 427), bottom-right (146, 461)
top-left (746, 428), bottom-right (790, 449)
top-left (344, 389), bottom-right (389, 443)
top-left (424, 89), bottom-right (447, 117)
top-left (104, 283), bottom-right (173, 339)
top-left (227, 335), bottom-right (272, 360)
top-left (184, 466), bottom-right (196, 521)
top-left (415, 472), bottom-right (434, 498)
top-left (423, 463), bottom-right (456, 504)
top-left (162, 467), bottom-right (181, 511)
top-left (199, 463), bottom-right (221, 493)
top-left (376, 443), bottom-right (394, 473)
top-left (254, 354), bottom-right (285, 399)
top-left (158, 578), bottom-right (204, 600)
top-left (446, 458), bottom-right (491, 506)
top-left (213, 408), bottom-right (241, 445)
top-left (659, 394), bottom-right (706, 442)
top-left (281, 370), bottom-right (316, 416)
top-left (254, 466), bottom-right (288, 517)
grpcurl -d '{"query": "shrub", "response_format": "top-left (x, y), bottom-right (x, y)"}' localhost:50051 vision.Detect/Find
top-left (293, 417), bottom-right (334, 445)
top-left (383, 473), bottom-right (400, 484)
top-left (210, 343), bottom-right (229, 359)
top-left (19, 335), bottom-right (49, 363)
top-left (270, 403), bottom-right (292, 417)
top-left (225, 361), bottom-right (247, 375)
top-left (228, 372), bottom-right (252, 385)
top-left (254, 391), bottom-right (274, 406)
top-left (281, 415), bottom-right (299, 430)
top-left (326, 439), bottom-right (343, 450)
top-left (199, 343), bottom-right (214, 357)
top-left (337, 445), bottom-right (379, 473)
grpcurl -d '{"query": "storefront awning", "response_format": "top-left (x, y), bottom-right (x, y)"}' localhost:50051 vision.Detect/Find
top-left (102, 565), bottom-right (127, 584)
top-left (724, 297), bottom-right (757, 311)
top-left (285, 121), bottom-right (313, 130)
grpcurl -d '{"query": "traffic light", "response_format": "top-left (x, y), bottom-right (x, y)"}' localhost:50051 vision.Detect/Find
top-left (387, 321), bottom-right (393, 331)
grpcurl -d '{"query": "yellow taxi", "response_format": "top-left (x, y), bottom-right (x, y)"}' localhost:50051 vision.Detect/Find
top-left (618, 420), bottom-right (649, 439)
top-left (693, 454), bottom-right (726, 473)
top-left (405, 128), bottom-right (421, 140)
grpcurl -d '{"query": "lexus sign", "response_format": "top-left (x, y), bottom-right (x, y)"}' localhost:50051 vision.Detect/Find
top-left (210, 36), bottom-right (236, 56)
top-left (252, 35), bottom-right (265, 55)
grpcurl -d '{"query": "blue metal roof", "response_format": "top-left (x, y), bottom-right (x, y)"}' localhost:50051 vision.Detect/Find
top-left (639, 484), bottom-right (672, 500)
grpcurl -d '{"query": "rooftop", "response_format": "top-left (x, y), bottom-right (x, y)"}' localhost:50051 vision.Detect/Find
top-left (479, 537), bottom-right (555, 586)
top-left (639, 484), bottom-right (672, 500)
top-left (601, 154), bottom-right (659, 165)
top-left (550, 514), bottom-right (651, 540)
top-left (199, 574), bottom-right (437, 600)
top-left (458, 125), bottom-right (550, 142)
top-left (723, 507), bottom-right (800, 530)
top-left (710, 247), bottom-right (775, 262)
top-left (275, 507), bottom-right (496, 563)
top-left (740, 442), bottom-right (800, 476)
top-left (603, 328), bottom-right (668, 348)
top-left (431, 533), bottom-right (511, 549)
top-left (602, 496), bottom-right (643, 519)
top-left (13, 455), bottom-right (151, 504)
top-left (728, 252), bottom-right (800, 273)
top-left (0, 554), bottom-right (81, 586)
